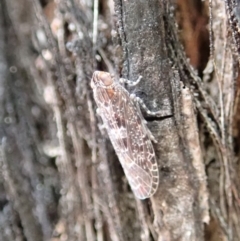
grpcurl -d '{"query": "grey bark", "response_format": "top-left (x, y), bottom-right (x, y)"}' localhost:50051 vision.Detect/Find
top-left (0, 0), bottom-right (240, 241)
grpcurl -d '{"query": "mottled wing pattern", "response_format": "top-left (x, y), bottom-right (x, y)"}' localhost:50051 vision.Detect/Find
top-left (92, 72), bottom-right (159, 199)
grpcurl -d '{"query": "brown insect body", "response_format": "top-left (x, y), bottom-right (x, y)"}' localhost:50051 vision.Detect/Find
top-left (91, 71), bottom-right (159, 199)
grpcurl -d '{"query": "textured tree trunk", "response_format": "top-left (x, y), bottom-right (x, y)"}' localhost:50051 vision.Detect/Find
top-left (0, 0), bottom-right (240, 241)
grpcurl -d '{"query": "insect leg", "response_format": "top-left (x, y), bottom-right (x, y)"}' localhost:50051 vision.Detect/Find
top-left (119, 76), bottom-right (143, 86)
top-left (96, 108), bottom-right (101, 116)
top-left (130, 94), bottom-right (172, 117)
top-left (95, 108), bottom-right (108, 135)
top-left (144, 124), bottom-right (158, 143)
top-left (134, 100), bottom-right (158, 143)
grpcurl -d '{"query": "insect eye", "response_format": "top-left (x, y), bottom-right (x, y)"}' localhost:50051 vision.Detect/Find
top-left (98, 71), bottom-right (113, 86)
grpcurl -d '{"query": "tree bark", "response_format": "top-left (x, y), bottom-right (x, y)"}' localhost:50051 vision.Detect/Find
top-left (0, 0), bottom-right (240, 241)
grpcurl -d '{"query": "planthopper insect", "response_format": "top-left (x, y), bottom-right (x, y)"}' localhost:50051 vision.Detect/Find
top-left (91, 71), bottom-right (159, 199)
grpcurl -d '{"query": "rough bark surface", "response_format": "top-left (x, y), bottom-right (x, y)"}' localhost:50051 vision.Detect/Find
top-left (0, 0), bottom-right (240, 241)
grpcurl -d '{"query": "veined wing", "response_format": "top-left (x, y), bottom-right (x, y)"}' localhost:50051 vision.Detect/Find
top-left (94, 83), bottom-right (159, 199)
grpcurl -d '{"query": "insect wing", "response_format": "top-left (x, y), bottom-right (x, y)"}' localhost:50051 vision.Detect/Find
top-left (93, 79), bottom-right (159, 199)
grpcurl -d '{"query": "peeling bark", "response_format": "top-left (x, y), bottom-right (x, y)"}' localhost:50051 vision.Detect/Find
top-left (0, 0), bottom-right (240, 241)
